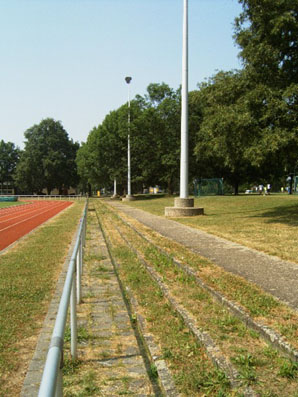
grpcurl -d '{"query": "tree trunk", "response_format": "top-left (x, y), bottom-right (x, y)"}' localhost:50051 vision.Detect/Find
top-left (234, 181), bottom-right (239, 195)
top-left (167, 178), bottom-right (174, 195)
top-left (289, 175), bottom-right (293, 195)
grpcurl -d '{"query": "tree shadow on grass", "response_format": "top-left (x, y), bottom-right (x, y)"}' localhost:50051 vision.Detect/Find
top-left (252, 203), bottom-right (298, 226)
top-left (134, 194), bottom-right (167, 201)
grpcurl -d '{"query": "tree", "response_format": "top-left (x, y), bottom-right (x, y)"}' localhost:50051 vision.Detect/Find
top-left (0, 140), bottom-right (20, 192)
top-left (134, 83), bottom-right (181, 193)
top-left (76, 104), bottom-right (134, 194)
top-left (235, 0), bottom-right (298, 89)
top-left (14, 118), bottom-right (79, 194)
top-left (194, 71), bottom-right (258, 194)
top-left (77, 83), bottom-right (182, 195)
top-left (234, 0), bottom-right (298, 185)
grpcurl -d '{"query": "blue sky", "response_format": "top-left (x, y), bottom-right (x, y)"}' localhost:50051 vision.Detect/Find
top-left (0, 0), bottom-right (243, 149)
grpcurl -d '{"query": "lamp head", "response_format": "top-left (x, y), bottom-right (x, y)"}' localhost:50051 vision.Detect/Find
top-left (125, 76), bottom-right (132, 84)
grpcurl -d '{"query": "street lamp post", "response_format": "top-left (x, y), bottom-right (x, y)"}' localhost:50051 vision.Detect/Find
top-left (123, 77), bottom-right (135, 201)
top-left (165, 0), bottom-right (203, 216)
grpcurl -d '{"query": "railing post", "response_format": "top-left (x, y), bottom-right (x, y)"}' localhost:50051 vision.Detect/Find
top-left (83, 207), bottom-right (87, 247)
top-left (70, 268), bottom-right (77, 360)
top-left (76, 241), bottom-right (82, 304)
top-left (55, 360), bottom-right (63, 397)
top-left (80, 234), bottom-right (83, 275)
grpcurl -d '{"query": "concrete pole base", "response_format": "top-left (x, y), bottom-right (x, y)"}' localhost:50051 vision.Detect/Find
top-left (122, 195), bottom-right (136, 202)
top-left (165, 197), bottom-right (204, 217)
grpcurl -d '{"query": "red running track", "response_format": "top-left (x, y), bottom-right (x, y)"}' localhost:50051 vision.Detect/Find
top-left (0, 200), bottom-right (73, 251)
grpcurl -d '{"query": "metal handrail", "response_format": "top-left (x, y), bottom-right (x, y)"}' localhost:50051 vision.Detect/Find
top-left (38, 200), bottom-right (88, 396)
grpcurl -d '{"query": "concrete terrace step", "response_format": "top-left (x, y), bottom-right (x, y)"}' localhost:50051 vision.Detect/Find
top-left (21, 208), bottom-right (158, 396)
top-left (74, 210), bottom-right (155, 395)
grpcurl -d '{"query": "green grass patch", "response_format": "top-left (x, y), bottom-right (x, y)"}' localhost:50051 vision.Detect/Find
top-left (0, 201), bottom-right (23, 208)
top-left (119, 194), bottom-right (298, 263)
top-left (0, 201), bottom-right (84, 395)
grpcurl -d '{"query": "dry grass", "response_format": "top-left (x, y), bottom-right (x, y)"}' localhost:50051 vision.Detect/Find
top-left (0, 201), bottom-right (84, 396)
top-left (63, 208), bottom-right (155, 396)
top-left (95, 201), bottom-right (298, 396)
top-left (120, 194), bottom-right (298, 263)
top-left (114, 207), bottom-right (298, 349)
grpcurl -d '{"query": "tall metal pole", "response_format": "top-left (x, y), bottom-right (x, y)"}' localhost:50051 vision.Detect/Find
top-left (113, 178), bottom-right (117, 196)
top-left (180, 0), bottom-right (189, 199)
top-left (125, 77), bottom-right (132, 197)
top-left (165, 0), bottom-right (204, 216)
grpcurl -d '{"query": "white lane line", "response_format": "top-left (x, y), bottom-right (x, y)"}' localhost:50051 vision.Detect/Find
top-left (0, 202), bottom-right (68, 233)
top-left (0, 202), bottom-right (62, 224)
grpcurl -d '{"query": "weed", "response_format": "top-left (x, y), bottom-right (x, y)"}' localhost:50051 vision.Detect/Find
top-left (64, 326), bottom-right (91, 344)
top-left (248, 329), bottom-right (259, 339)
top-left (149, 363), bottom-right (158, 379)
top-left (63, 358), bottom-right (82, 376)
top-left (84, 291), bottom-right (96, 299)
top-left (263, 346), bottom-right (278, 359)
top-left (99, 350), bottom-right (110, 359)
top-left (109, 303), bottom-right (116, 319)
top-left (278, 361), bottom-right (298, 379)
top-left (231, 353), bottom-right (261, 385)
top-left (237, 367), bottom-right (257, 386)
top-left (162, 348), bottom-right (174, 359)
top-left (278, 322), bottom-right (298, 339)
top-left (214, 313), bottom-right (246, 335)
top-left (131, 313), bottom-right (137, 324)
top-left (116, 343), bottom-right (123, 354)
top-left (84, 253), bottom-right (106, 262)
top-left (232, 353), bottom-right (260, 368)
top-left (64, 369), bottom-right (101, 397)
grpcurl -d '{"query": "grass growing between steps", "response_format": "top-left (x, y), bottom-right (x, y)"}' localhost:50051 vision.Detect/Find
top-left (96, 203), bottom-right (235, 396)
top-left (98, 201), bottom-right (298, 396)
top-left (63, 208), bottom-right (156, 396)
top-left (105, 202), bottom-right (298, 350)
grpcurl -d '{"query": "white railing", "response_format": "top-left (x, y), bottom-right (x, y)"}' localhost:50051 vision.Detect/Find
top-left (38, 201), bottom-right (88, 396)
top-left (14, 195), bottom-right (84, 200)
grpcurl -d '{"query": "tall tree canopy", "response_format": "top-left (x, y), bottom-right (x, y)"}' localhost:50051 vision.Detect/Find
top-left (77, 102), bottom-right (140, 194)
top-left (194, 71), bottom-right (258, 194)
top-left (0, 140), bottom-right (20, 191)
top-left (235, 0), bottom-right (298, 88)
top-left (134, 83), bottom-right (181, 193)
top-left (233, 0), bottom-right (298, 180)
top-left (15, 118), bottom-right (79, 194)
top-left (76, 83), bottom-right (182, 194)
